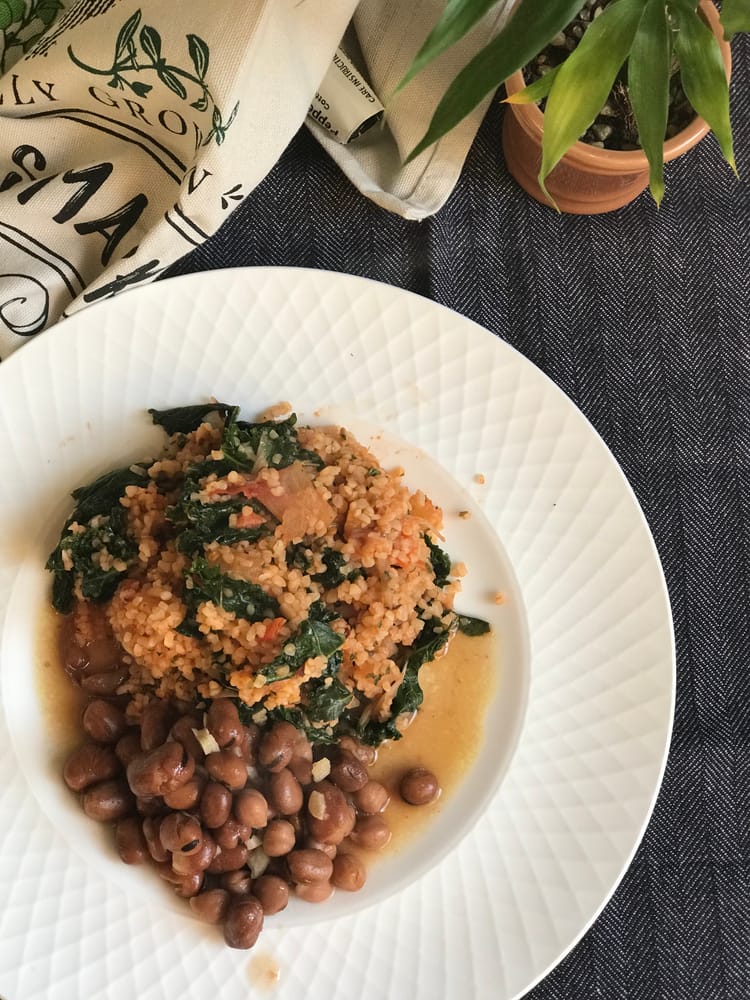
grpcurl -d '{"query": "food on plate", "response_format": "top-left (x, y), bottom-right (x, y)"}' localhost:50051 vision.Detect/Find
top-left (47, 402), bottom-right (489, 948)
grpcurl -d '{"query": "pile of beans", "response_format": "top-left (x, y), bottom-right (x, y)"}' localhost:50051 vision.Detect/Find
top-left (63, 696), bottom-right (441, 949)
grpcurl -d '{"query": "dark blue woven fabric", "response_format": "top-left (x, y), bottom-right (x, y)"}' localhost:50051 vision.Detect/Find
top-left (165, 33), bottom-right (750, 1000)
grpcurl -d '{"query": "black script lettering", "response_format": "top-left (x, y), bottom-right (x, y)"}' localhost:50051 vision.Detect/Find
top-left (88, 85), bottom-right (119, 108)
top-left (17, 174), bottom-right (58, 204)
top-left (32, 81), bottom-right (57, 102)
top-left (53, 163), bottom-right (114, 224)
top-left (158, 109), bottom-right (187, 135)
top-left (74, 193), bottom-right (148, 267)
top-left (124, 99), bottom-right (150, 124)
top-left (11, 75), bottom-right (34, 105)
top-left (186, 165), bottom-right (212, 194)
top-left (83, 258), bottom-right (162, 303)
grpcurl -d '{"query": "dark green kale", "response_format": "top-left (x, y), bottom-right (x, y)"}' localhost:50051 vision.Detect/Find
top-left (168, 491), bottom-right (270, 555)
top-left (286, 543), bottom-right (312, 573)
top-left (148, 402), bottom-right (234, 435)
top-left (177, 557), bottom-right (280, 637)
top-left (457, 614), bottom-right (491, 637)
top-left (259, 616), bottom-right (344, 683)
top-left (357, 616), bottom-right (454, 746)
top-left (424, 534), bottom-right (452, 588)
top-left (311, 548), bottom-right (363, 589)
top-left (221, 408), bottom-right (324, 473)
top-left (46, 464), bottom-right (147, 613)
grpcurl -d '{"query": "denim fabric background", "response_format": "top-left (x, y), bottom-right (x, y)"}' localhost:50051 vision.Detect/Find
top-left (165, 33), bottom-right (750, 1000)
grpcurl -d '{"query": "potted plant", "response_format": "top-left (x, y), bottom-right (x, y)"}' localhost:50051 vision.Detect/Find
top-left (401, 0), bottom-right (748, 213)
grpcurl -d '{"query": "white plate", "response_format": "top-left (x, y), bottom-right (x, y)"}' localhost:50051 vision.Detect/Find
top-left (0, 267), bottom-right (675, 1000)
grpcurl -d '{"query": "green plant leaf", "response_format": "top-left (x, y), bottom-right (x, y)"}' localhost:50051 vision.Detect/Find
top-left (397, 0), bottom-right (501, 93)
top-left (670, 0), bottom-right (735, 172)
top-left (115, 8), bottom-right (141, 61)
top-left (628, 0), bottom-right (670, 205)
top-left (720, 0), bottom-right (750, 40)
top-left (160, 66), bottom-right (188, 100)
top-left (538, 0), bottom-right (647, 203)
top-left (504, 64), bottom-right (560, 104)
top-left (405, 0), bottom-right (584, 162)
top-left (139, 23), bottom-right (161, 64)
top-left (187, 32), bottom-right (209, 79)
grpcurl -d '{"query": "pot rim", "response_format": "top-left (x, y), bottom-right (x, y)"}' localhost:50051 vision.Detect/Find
top-left (504, 0), bottom-right (732, 173)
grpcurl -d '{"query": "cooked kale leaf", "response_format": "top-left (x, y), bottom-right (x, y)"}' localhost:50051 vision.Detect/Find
top-left (221, 408), bottom-right (324, 474)
top-left (424, 534), bottom-right (451, 588)
top-left (357, 616), bottom-right (453, 746)
top-left (148, 402), bottom-right (234, 435)
top-left (168, 492), bottom-right (270, 555)
top-left (259, 616), bottom-right (344, 683)
top-left (457, 614), bottom-right (491, 637)
top-left (177, 557), bottom-right (280, 636)
top-left (311, 548), bottom-right (363, 589)
top-left (46, 505), bottom-right (137, 614)
top-left (70, 465), bottom-right (148, 524)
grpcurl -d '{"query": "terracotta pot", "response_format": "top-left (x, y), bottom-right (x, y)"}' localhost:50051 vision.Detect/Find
top-left (502, 0), bottom-right (732, 214)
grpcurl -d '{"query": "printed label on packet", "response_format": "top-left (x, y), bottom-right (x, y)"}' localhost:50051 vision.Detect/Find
top-left (308, 48), bottom-right (384, 144)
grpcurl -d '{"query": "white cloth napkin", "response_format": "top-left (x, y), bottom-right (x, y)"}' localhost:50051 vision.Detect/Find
top-left (0, 0), bottom-right (512, 356)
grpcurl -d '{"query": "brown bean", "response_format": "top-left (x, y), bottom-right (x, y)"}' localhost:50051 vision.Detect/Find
top-left (206, 699), bottom-right (243, 749)
top-left (257, 721), bottom-right (299, 772)
top-left (288, 756), bottom-right (313, 785)
top-left (126, 742), bottom-right (195, 797)
top-left (352, 780), bottom-right (390, 815)
top-left (82, 699), bottom-right (128, 744)
top-left (331, 852), bottom-right (367, 891)
top-left (349, 815), bottom-right (391, 851)
top-left (214, 816), bottom-right (250, 850)
top-left (115, 816), bottom-right (149, 864)
top-left (221, 869), bottom-right (254, 895)
top-left (170, 714), bottom-right (205, 760)
top-left (267, 768), bottom-right (303, 816)
top-left (81, 779), bottom-right (134, 822)
top-left (206, 844), bottom-right (248, 875)
top-left (287, 849), bottom-right (333, 886)
top-left (262, 819), bottom-right (296, 857)
top-left (159, 813), bottom-right (203, 854)
top-left (189, 888), bottom-right (230, 924)
top-left (63, 743), bottom-right (120, 792)
top-left (253, 874), bottom-right (289, 915)
top-left (235, 723), bottom-right (261, 764)
top-left (295, 881), bottom-right (333, 903)
top-left (171, 834), bottom-right (217, 875)
top-left (399, 767), bottom-right (441, 806)
top-left (159, 867), bottom-right (203, 898)
top-left (163, 773), bottom-right (206, 811)
top-left (329, 752), bottom-right (368, 793)
top-left (139, 700), bottom-right (173, 751)
top-left (304, 837), bottom-right (337, 860)
top-left (142, 816), bottom-right (169, 862)
top-left (205, 750), bottom-right (247, 790)
top-left (200, 781), bottom-right (233, 829)
top-left (114, 730), bottom-right (142, 768)
top-left (338, 735), bottom-right (377, 766)
top-left (80, 669), bottom-right (127, 696)
top-left (306, 781), bottom-right (356, 845)
top-left (224, 897), bottom-right (264, 950)
top-left (234, 788), bottom-right (269, 830)
top-left (135, 795), bottom-right (164, 817)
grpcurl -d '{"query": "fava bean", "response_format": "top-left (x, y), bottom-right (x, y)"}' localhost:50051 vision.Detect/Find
top-left (257, 721), bottom-right (298, 772)
top-left (224, 897), bottom-right (264, 950)
top-left (253, 875), bottom-right (289, 915)
top-left (189, 888), bottom-right (230, 924)
top-left (338, 735), bottom-right (377, 767)
top-left (399, 767), bottom-right (441, 806)
top-left (221, 869), bottom-right (254, 895)
top-left (349, 815), bottom-right (391, 851)
top-left (114, 730), bottom-right (142, 768)
top-left (126, 741), bottom-right (195, 797)
top-left (159, 812), bottom-right (203, 854)
top-left (331, 852), bottom-right (366, 891)
top-left (170, 714), bottom-right (205, 760)
top-left (115, 816), bottom-right (149, 865)
top-left (139, 700), bottom-right (173, 751)
top-left (80, 669), bottom-right (127, 697)
top-left (206, 699), bottom-right (243, 749)
top-left (295, 880), bottom-right (334, 903)
top-left (268, 768), bottom-right (303, 816)
top-left (159, 867), bottom-right (203, 898)
top-left (82, 779), bottom-right (134, 822)
top-left (205, 750), bottom-right (247, 790)
top-left (352, 780), bottom-right (390, 815)
top-left (206, 843), bottom-right (248, 875)
top-left (329, 752), bottom-right (368, 793)
top-left (234, 788), bottom-right (269, 830)
top-left (142, 816), bottom-right (169, 862)
top-left (63, 743), bottom-right (120, 792)
top-left (82, 699), bottom-right (127, 744)
top-left (287, 848), bottom-right (333, 886)
top-left (214, 816), bottom-right (250, 850)
top-left (163, 773), bottom-right (206, 811)
top-left (306, 781), bottom-right (356, 845)
top-left (171, 834), bottom-right (217, 875)
top-left (200, 781), bottom-right (233, 829)
top-left (262, 819), bottom-right (296, 857)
